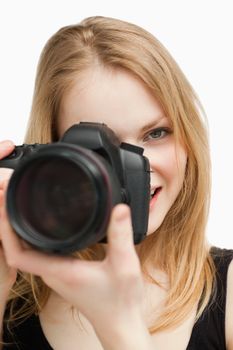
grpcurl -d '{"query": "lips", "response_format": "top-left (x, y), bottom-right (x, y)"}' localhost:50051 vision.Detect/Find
top-left (150, 186), bottom-right (162, 209)
top-left (150, 186), bottom-right (162, 199)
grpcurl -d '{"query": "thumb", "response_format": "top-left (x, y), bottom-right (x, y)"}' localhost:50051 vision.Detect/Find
top-left (106, 204), bottom-right (138, 267)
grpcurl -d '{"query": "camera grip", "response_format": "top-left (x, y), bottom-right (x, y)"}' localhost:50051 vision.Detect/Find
top-left (127, 167), bottom-right (150, 242)
top-left (0, 144), bottom-right (43, 169)
top-left (0, 145), bottom-right (26, 169)
top-left (120, 148), bottom-right (150, 243)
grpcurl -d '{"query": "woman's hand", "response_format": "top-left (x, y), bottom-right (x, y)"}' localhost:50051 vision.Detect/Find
top-left (0, 185), bottom-right (153, 349)
top-left (0, 140), bottom-right (17, 344)
top-left (0, 140), bottom-right (17, 296)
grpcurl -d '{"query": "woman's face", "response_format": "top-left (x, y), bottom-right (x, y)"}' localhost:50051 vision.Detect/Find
top-left (58, 67), bottom-right (187, 235)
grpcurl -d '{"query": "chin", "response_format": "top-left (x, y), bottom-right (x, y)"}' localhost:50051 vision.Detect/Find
top-left (146, 210), bottom-right (167, 237)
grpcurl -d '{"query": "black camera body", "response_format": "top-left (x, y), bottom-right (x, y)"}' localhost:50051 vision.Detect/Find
top-left (0, 122), bottom-right (150, 254)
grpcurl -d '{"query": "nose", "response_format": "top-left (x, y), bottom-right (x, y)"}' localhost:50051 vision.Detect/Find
top-left (142, 148), bottom-right (160, 176)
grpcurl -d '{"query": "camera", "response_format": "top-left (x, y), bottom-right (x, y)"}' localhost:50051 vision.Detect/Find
top-left (0, 122), bottom-right (150, 254)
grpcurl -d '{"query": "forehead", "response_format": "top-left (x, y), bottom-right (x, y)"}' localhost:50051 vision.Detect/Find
top-left (58, 67), bottom-right (168, 138)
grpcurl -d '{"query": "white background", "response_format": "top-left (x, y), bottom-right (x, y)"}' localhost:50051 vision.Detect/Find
top-left (0, 1), bottom-right (232, 249)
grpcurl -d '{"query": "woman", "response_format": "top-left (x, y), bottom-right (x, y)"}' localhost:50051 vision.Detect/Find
top-left (0, 16), bottom-right (232, 349)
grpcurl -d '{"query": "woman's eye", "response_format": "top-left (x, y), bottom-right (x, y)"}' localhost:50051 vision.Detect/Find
top-left (144, 127), bottom-right (172, 141)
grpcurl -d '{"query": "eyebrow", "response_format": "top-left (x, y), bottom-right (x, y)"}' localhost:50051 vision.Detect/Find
top-left (140, 116), bottom-right (168, 133)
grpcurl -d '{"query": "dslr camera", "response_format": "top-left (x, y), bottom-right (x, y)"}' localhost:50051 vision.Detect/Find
top-left (0, 122), bottom-right (150, 254)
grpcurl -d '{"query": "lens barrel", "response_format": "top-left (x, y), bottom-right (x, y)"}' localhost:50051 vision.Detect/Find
top-left (7, 144), bottom-right (121, 254)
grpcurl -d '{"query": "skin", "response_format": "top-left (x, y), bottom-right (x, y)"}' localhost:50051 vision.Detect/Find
top-left (0, 67), bottom-right (186, 348)
top-left (58, 66), bottom-right (188, 236)
top-left (0, 67), bottom-right (232, 349)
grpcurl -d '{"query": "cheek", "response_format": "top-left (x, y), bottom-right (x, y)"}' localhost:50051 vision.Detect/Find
top-left (146, 143), bottom-right (187, 187)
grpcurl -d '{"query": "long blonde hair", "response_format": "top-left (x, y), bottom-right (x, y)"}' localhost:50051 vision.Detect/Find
top-left (7, 16), bottom-right (215, 334)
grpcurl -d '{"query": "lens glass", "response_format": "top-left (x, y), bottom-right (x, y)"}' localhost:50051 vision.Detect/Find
top-left (15, 156), bottom-right (97, 240)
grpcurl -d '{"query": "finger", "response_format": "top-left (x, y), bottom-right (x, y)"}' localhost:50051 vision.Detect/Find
top-left (106, 204), bottom-right (139, 269)
top-left (0, 169), bottom-right (14, 186)
top-left (0, 140), bottom-right (14, 159)
top-left (0, 181), bottom-right (59, 275)
top-left (0, 186), bottom-right (99, 281)
top-left (1, 216), bottom-right (97, 280)
top-left (0, 180), bottom-right (8, 223)
top-left (0, 205), bottom-right (94, 276)
top-left (0, 188), bottom-right (3, 209)
top-left (0, 178), bottom-right (10, 198)
top-left (0, 179), bottom-right (11, 220)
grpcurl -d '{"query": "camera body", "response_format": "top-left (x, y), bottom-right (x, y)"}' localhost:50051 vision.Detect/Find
top-left (0, 122), bottom-right (150, 254)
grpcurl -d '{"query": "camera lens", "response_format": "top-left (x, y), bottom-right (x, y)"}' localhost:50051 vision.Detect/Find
top-left (7, 144), bottom-right (122, 253)
top-left (15, 157), bottom-right (96, 240)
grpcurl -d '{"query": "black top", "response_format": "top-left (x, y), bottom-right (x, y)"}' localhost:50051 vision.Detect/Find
top-left (3, 247), bottom-right (233, 350)
top-left (186, 247), bottom-right (233, 350)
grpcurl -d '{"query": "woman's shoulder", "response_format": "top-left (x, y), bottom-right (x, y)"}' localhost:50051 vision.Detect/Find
top-left (209, 245), bottom-right (233, 302)
top-left (186, 246), bottom-right (233, 349)
top-left (210, 245), bottom-right (233, 261)
top-left (209, 246), bottom-right (233, 283)
top-left (224, 249), bottom-right (233, 350)
top-left (210, 246), bottom-right (233, 350)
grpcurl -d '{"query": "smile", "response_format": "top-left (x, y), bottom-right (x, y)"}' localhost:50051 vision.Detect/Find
top-left (150, 187), bottom-right (162, 209)
top-left (150, 186), bottom-right (162, 199)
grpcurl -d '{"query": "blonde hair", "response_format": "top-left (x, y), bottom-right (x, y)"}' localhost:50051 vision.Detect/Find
top-left (6, 16), bottom-right (215, 334)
